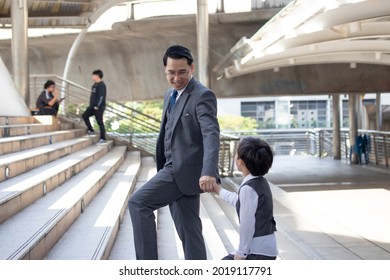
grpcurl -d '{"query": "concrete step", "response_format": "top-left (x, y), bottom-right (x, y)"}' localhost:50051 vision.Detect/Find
top-left (0, 145), bottom-right (126, 260)
top-left (109, 156), bottom-right (156, 260)
top-left (221, 177), bottom-right (322, 260)
top-left (154, 195), bottom-right (232, 260)
top-left (0, 128), bottom-right (86, 156)
top-left (139, 193), bottom-right (235, 260)
top-left (45, 151), bottom-right (141, 260)
top-left (0, 136), bottom-right (97, 182)
top-left (0, 141), bottom-right (113, 224)
top-left (0, 116), bottom-right (60, 138)
top-left (0, 123), bottom-right (58, 138)
top-left (199, 198), bottom-right (229, 259)
top-left (109, 157), bottom-right (233, 260)
top-left (200, 193), bottom-right (239, 256)
top-left (156, 205), bottom-right (185, 260)
top-left (0, 116), bottom-right (37, 125)
top-left (108, 159), bottom-right (176, 260)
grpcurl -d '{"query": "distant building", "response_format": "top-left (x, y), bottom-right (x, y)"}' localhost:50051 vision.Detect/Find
top-left (218, 94), bottom-right (390, 129)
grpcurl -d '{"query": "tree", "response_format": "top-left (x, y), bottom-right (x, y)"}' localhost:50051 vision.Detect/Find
top-left (218, 114), bottom-right (258, 131)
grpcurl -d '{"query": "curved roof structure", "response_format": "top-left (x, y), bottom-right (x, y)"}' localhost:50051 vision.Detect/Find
top-left (0, 0), bottom-right (100, 28)
top-left (214, 0), bottom-right (390, 79)
top-left (0, 0), bottom-right (170, 28)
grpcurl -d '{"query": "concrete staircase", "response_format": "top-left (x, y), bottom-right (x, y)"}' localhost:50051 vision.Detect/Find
top-left (0, 116), bottom-right (141, 260)
top-left (0, 114), bottom-right (239, 260)
top-left (109, 157), bottom-right (241, 260)
top-left (0, 115), bottom-right (305, 260)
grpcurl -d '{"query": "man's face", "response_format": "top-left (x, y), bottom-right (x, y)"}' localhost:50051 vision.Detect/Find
top-left (47, 85), bottom-right (55, 93)
top-left (92, 74), bottom-right (100, 83)
top-left (165, 57), bottom-right (194, 91)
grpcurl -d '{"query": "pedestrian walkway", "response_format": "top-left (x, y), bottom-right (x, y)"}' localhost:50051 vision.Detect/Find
top-left (228, 155), bottom-right (390, 260)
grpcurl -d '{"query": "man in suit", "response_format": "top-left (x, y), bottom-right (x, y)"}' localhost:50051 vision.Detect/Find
top-left (128, 45), bottom-right (220, 260)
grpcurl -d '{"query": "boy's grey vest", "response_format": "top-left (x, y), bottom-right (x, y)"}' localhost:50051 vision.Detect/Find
top-left (236, 177), bottom-right (277, 237)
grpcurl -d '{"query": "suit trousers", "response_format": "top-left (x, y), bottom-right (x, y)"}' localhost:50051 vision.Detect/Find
top-left (82, 107), bottom-right (106, 140)
top-left (222, 254), bottom-right (276, 260)
top-left (128, 164), bottom-right (206, 260)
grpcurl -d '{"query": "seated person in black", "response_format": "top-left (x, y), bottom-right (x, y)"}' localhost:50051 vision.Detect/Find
top-left (36, 80), bottom-right (63, 116)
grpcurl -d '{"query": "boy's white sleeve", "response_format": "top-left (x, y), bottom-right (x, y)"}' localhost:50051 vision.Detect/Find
top-left (236, 185), bottom-right (258, 258)
top-left (219, 188), bottom-right (238, 206)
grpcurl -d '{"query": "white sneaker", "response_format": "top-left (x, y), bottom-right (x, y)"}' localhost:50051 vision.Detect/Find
top-left (87, 131), bottom-right (95, 136)
top-left (97, 139), bottom-right (107, 144)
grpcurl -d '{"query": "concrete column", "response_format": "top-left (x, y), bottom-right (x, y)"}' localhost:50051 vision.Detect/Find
top-left (357, 94), bottom-right (363, 129)
top-left (196, 0), bottom-right (210, 87)
top-left (376, 93), bottom-right (382, 131)
top-left (217, 0), bottom-right (224, 13)
top-left (326, 95), bottom-right (331, 128)
top-left (332, 94), bottom-right (341, 160)
top-left (11, 0), bottom-right (29, 106)
top-left (128, 3), bottom-right (135, 20)
top-left (349, 94), bottom-right (358, 164)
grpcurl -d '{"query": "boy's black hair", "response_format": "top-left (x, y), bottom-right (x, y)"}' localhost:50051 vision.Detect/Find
top-left (44, 80), bottom-right (55, 89)
top-left (237, 137), bottom-right (273, 176)
top-left (163, 45), bottom-right (194, 66)
top-left (92, 69), bottom-right (103, 79)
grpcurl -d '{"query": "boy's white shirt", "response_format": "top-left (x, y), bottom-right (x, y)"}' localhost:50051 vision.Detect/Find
top-left (219, 174), bottom-right (278, 258)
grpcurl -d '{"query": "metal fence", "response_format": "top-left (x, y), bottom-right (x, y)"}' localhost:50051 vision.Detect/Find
top-left (364, 130), bottom-right (390, 168)
top-left (30, 75), bottom-right (390, 173)
top-left (222, 129), bottom-right (327, 156)
top-left (222, 128), bottom-right (390, 170)
top-left (29, 74), bottom-right (241, 175)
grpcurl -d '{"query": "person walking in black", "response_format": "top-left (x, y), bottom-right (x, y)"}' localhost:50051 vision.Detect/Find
top-left (82, 69), bottom-right (107, 144)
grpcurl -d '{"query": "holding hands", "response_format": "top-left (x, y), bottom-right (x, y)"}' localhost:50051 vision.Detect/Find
top-left (199, 176), bottom-right (221, 194)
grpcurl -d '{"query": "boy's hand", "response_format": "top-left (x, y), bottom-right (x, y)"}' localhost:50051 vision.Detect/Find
top-left (213, 183), bottom-right (222, 194)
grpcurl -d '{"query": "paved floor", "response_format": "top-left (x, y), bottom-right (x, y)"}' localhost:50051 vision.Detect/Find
top-left (229, 155), bottom-right (390, 260)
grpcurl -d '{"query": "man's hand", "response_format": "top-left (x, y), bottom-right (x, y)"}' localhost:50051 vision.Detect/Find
top-left (234, 254), bottom-right (246, 260)
top-left (199, 176), bottom-right (216, 192)
top-left (93, 106), bottom-right (99, 110)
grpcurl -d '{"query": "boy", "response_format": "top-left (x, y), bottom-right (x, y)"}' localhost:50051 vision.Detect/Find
top-left (213, 137), bottom-right (278, 260)
top-left (82, 69), bottom-right (107, 144)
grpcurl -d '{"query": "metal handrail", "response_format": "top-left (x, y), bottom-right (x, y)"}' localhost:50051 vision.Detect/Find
top-left (221, 128), bottom-right (389, 169)
top-left (29, 75), bottom-right (389, 171)
top-left (29, 74), bottom-right (240, 175)
top-left (29, 74), bottom-right (161, 155)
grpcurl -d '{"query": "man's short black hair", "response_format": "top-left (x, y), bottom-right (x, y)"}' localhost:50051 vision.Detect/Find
top-left (92, 69), bottom-right (103, 79)
top-left (237, 137), bottom-right (273, 176)
top-left (44, 80), bottom-right (55, 89)
top-left (163, 45), bottom-right (194, 66)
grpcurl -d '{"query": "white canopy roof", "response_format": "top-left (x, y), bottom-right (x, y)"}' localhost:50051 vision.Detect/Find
top-left (214, 0), bottom-right (390, 79)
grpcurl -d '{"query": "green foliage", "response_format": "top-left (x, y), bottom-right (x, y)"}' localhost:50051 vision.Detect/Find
top-left (73, 99), bottom-right (259, 134)
top-left (126, 101), bottom-right (163, 121)
top-left (218, 114), bottom-right (258, 131)
top-left (101, 101), bottom-right (164, 133)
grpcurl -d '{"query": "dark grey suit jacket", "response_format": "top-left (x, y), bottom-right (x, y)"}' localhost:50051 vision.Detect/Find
top-left (156, 78), bottom-right (220, 196)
